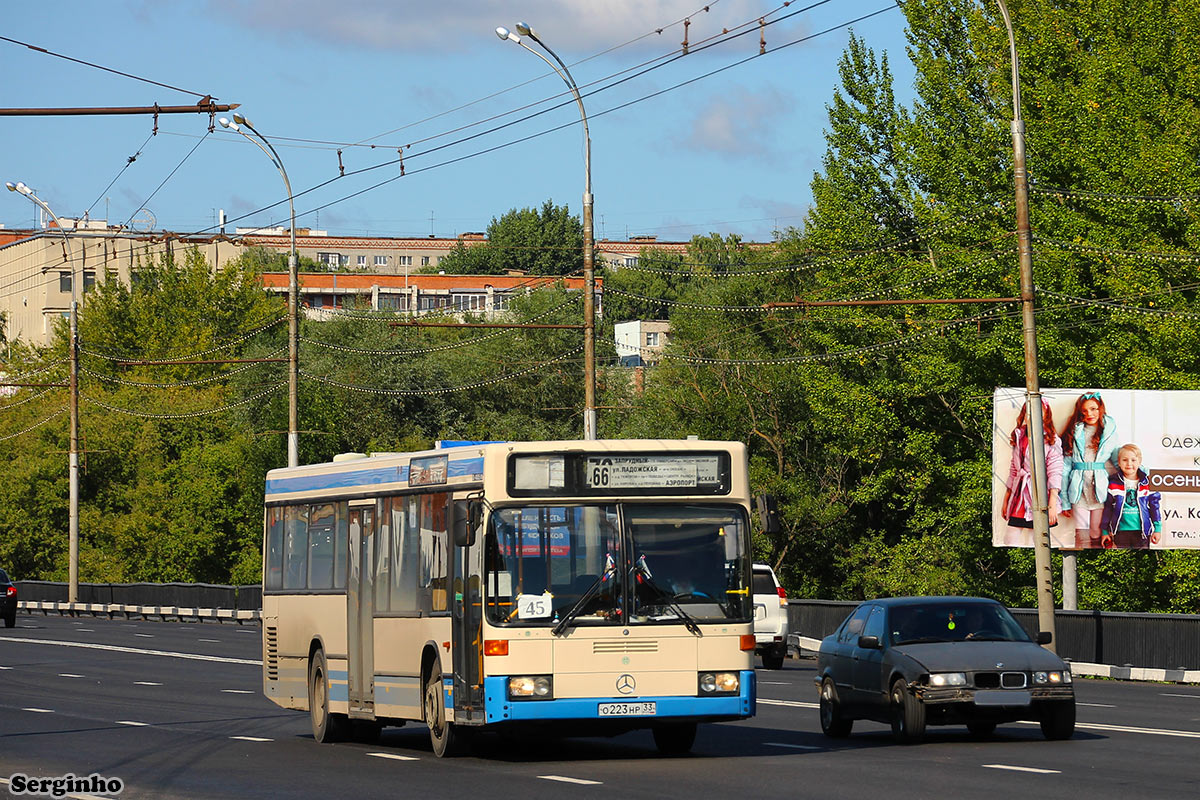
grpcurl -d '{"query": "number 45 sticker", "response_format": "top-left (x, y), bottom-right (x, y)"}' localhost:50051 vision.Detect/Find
top-left (517, 591), bottom-right (554, 620)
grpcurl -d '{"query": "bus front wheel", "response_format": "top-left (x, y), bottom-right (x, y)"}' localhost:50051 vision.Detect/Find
top-left (424, 662), bottom-right (463, 757)
top-left (652, 722), bottom-right (697, 755)
top-left (309, 650), bottom-right (349, 743)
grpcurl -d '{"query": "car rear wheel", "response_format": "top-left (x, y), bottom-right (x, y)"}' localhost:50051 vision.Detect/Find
top-left (890, 678), bottom-right (926, 744)
top-left (762, 653), bottom-right (785, 670)
top-left (3, 609), bottom-right (14, 628)
top-left (652, 721), bottom-right (698, 755)
top-left (819, 678), bottom-right (853, 738)
top-left (1039, 699), bottom-right (1076, 740)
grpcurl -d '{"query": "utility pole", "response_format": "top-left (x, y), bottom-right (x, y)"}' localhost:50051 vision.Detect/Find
top-left (995, 0), bottom-right (1058, 649)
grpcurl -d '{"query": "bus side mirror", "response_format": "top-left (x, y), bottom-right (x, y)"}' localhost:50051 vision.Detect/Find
top-left (452, 500), bottom-right (478, 548)
top-left (755, 494), bottom-right (780, 535)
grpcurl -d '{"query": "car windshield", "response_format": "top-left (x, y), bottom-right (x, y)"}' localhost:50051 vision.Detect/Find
top-left (483, 503), bottom-right (750, 627)
top-left (888, 601), bottom-right (1031, 645)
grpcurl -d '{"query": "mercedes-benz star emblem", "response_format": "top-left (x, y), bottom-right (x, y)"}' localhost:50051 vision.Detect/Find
top-left (995, 662), bottom-right (1005, 669)
top-left (616, 674), bottom-right (636, 694)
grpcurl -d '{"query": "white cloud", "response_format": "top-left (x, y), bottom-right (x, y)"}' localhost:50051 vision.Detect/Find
top-left (206, 0), bottom-right (771, 54)
top-left (674, 86), bottom-right (790, 159)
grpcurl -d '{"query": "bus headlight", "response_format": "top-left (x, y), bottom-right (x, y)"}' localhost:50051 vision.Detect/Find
top-left (698, 672), bottom-right (740, 695)
top-left (928, 672), bottom-right (967, 687)
top-left (508, 675), bottom-right (553, 699)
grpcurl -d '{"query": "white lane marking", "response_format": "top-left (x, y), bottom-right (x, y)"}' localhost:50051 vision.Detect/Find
top-left (221, 689), bottom-right (254, 694)
top-left (230, 735), bottom-right (272, 742)
top-left (74, 628), bottom-right (94, 632)
top-left (1077, 702), bottom-right (1116, 708)
top-left (58, 673), bottom-right (85, 678)
top-left (760, 681), bottom-right (789, 685)
top-left (134, 681), bottom-right (163, 686)
top-left (766, 742), bottom-right (822, 750)
top-left (538, 776), bottom-right (603, 786)
top-left (1161, 693), bottom-right (1200, 699)
top-left (0, 635), bottom-right (261, 665)
top-left (23, 707), bottom-right (54, 713)
top-left (0, 666), bottom-right (11, 670)
top-left (984, 764), bottom-right (1061, 775)
top-left (1017, 720), bottom-right (1200, 739)
top-left (759, 698), bottom-right (820, 709)
top-left (116, 720), bottom-right (149, 726)
top-left (199, 639), bottom-right (221, 643)
top-left (134, 633), bottom-right (154, 638)
top-left (368, 752), bottom-right (419, 762)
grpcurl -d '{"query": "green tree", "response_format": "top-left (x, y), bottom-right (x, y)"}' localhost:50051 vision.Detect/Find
top-left (435, 200), bottom-right (583, 276)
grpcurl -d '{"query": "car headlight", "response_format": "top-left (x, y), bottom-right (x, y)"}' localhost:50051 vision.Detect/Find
top-left (698, 672), bottom-right (740, 695)
top-left (508, 675), bottom-right (553, 699)
top-left (928, 672), bottom-right (967, 687)
top-left (1033, 671), bottom-right (1070, 685)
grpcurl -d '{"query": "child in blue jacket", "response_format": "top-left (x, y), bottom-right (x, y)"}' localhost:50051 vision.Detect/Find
top-left (1100, 443), bottom-right (1162, 549)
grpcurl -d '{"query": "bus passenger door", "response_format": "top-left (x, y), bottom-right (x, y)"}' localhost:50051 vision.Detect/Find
top-left (452, 498), bottom-right (484, 722)
top-left (347, 502), bottom-right (376, 717)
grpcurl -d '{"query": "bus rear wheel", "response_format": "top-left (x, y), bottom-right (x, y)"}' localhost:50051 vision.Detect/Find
top-left (424, 662), bottom-right (464, 757)
top-left (309, 650), bottom-right (349, 743)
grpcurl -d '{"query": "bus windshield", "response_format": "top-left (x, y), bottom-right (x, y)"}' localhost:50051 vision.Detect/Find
top-left (484, 503), bottom-right (750, 627)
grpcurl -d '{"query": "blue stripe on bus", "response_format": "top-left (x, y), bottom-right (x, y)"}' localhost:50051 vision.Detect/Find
top-left (265, 457), bottom-right (485, 496)
top-left (482, 671), bottom-right (756, 724)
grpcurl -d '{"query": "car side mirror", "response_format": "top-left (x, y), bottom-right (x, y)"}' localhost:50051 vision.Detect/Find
top-left (1036, 631), bottom-right (1052, 645)
top-left (857, 634), bottom-right (881, 650)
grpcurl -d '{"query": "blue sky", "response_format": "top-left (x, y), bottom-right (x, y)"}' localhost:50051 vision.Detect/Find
top-left (0, 1), bottom-right (913, 243)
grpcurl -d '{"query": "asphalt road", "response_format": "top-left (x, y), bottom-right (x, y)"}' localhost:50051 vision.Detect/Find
top-left (2, 613), bottom-right (1198, 799)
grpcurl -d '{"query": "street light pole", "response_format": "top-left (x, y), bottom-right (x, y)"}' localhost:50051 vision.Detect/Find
top-left (219, 115), bottom-right (300, 467)
top-left (7, 181), bottom-right (79, 603)
top-left (497, 23), bottom-right (598, 440)
top-left (993, 0), bottom-right (1057, 648)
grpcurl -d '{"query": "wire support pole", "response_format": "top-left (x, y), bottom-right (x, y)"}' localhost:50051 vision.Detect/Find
top-left (221, 114), bottom-right (299, 467)
top-left (499, 22), bottom-right (597, 440)
top-left (6, 181), bottom-right (79, 603)
top-left (995, 0), bottom-right (1057, 647)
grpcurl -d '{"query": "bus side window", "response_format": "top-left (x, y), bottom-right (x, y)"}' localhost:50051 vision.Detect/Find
top-left (333, 502), bottom-right (348, 590)
top-left (284, 505), bottom-right (309, 591)
top-left (388, 496), bottom-right (418, 614)
top-left (265, 506), bottom-right (284, 591)
top-left (308, 503), bottom-right (336, 590)
top-left (420, 493), bottom-right (449, 612)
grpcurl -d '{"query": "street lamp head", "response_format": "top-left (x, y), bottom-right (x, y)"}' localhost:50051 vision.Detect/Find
top-left (496, 26), bottom-right (519, 43)
top-left (232, 112), bottom-right (249, 127)
top-left (6, 181), bottom-right (31, 196)
top-left (515, 21), bottom-right (533, 37)
top-left (218, 117), bottom-right (240, 132)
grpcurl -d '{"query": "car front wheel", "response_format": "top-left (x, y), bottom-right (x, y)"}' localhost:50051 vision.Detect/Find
top-left (890, 678), bottom-right (926, 744)
top-left (1039, 699), bottom-right (1076, 740)
top-left (819, 678), bottom-right (853, 738)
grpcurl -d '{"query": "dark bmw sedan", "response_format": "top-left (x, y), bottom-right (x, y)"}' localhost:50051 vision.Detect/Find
top-left (1, 568), bottom-right (16, 628)
top-left (815, 596), bottom-right (1074, 744)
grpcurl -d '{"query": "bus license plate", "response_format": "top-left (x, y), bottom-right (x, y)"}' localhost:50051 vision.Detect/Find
top-left (598, 701), bottom-right (656, 717)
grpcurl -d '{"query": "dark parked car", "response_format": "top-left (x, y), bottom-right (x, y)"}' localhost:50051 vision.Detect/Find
top-left (815, 596), bottom-right (1075, 744)
top-left (1, 568), bottom-right (16, 628)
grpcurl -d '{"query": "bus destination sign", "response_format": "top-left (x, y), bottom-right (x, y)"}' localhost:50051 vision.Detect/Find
top-left (585, 456), bottom-right (719, 489)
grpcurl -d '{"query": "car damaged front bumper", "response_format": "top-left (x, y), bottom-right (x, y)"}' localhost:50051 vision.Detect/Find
top-left (916, 684), bottom-right (1074, 708)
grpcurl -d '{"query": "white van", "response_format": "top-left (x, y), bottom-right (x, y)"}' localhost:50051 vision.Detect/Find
top-left (752, 563), bottom-right (788, 669)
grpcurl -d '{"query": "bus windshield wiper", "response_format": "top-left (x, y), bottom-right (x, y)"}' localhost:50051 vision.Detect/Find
top-left (552, 555), bottom-right (615, 637)
top-left (634, 556), bottom-right (702, 637)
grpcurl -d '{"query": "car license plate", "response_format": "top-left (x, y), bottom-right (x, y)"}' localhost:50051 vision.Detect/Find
top-left (975, 690), bottom-right (1031, 706)
top-left (598, 701), bottom-right (656, 717)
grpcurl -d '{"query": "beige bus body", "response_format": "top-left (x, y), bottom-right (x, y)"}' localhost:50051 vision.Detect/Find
top-left (263, 439), bottom-right (756, 753)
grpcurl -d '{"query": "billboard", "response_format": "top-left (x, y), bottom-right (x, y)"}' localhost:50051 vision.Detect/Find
top-left (993, 388), bottom-right (1200, 549)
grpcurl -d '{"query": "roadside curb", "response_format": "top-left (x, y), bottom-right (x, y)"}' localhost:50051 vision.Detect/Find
top-left (788, 634), bottom-right (1198, 685)
top-left (17, 600), bottom-right (259, 624)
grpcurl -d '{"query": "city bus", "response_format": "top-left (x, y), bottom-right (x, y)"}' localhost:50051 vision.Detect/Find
top-left (261, 439), bottom-right (757, 756)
